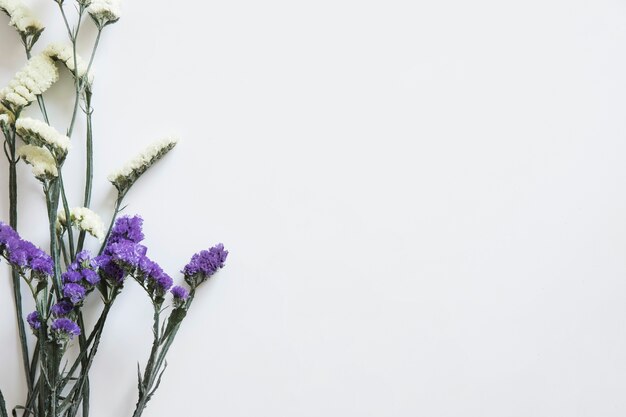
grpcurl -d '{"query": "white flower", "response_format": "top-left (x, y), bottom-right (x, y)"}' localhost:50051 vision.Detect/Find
top-left (0, 54), bottom-right (58, 110)
top-left (43, 43), bottom-right (93, 83)
top-left (108, 137), bottom-right (178, 192)
top-left (57, 207), bottom-right (105, 241)
top-left (17, 144), bottom-right (58, 179)
top-left (0, 114), bottom-right (9, 127)
top-left (0, 0), bottom-right (44, 37)
top-left (16, 117), bottom-right (71, 158)
top-left (87, 0), bottom-right (120, 27)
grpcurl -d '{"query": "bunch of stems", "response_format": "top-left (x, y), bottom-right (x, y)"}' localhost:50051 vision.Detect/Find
top-left (0, 3), bottom-right (213, 417)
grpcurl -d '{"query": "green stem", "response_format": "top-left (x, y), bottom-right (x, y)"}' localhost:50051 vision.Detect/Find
top-left (59, 172), bottom-right (75, 260)
top-left (6, 126), bottom-right (33, 394)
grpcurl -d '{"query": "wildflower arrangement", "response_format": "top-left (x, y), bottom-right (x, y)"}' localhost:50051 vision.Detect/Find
top-left (0, 1), bottom-right (228, 417)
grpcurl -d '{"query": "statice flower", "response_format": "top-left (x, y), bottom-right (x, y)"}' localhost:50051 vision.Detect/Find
top-left (0, 0), bottom-right (44, 38)
top-left (0, 113), bottom-right (9, 128)
top-left (108, 138), bottom-right (177, 194)
top-left (44, 43), bottom-right (93, 83)
top-left (16, 117), bottom-right (71, 158)
top-left (0, 53), bottom-right (58, 110)
top-left (51, 317), bottom-right (81, 339)
top-left (108, 240), bottom-right (146, 268)
top-left (108, 215), bottom-right (144, 244)
top-left (63, 283), bottom-right (86, 304)
top-left (17, 144), bottom-right (58, 179)
top-left (26, 311), bottom-right (41, 330)
top-left (95, 254), bottom-right (124, 284)
top-left (170, 285), bottom-right (189, 308)
top-left (57, 207), bottom-right (105, 241)
top-left (61, 250), bottom-right (100, 305)
top-left (0, 222), bottom-right (53, 275)
top-left (88, 0), bottom-right (121, 28)
top-left (183, 243), bottom-right (228, 288)
top-left (51, 300), bottom-right (74, 317)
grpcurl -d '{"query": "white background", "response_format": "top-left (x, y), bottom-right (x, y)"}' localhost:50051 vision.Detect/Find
top-left (1, 0), bottom-right (626, 416)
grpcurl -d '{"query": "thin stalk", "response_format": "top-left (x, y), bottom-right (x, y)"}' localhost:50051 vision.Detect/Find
top-left (6, 126), bottom-right (33, 393)
top-left (59, 172), bottom-right (75, 260)
top-left (132, 293), bottom-right (196, 417)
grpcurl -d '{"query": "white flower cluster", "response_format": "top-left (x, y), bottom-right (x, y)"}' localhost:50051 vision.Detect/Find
top-left (108, 137), bottom-right (178, 192)
top-left (0, 0), bottom-right (44, 37)
top-left (17, 144), bottom-right (58, 179)
top-left (44, 43), bottom-right (93, 83)
top-left (0, 114), bottom-right (8, 127)
top-left (88, 0), bottom-right (121, 27)
top-left (57, 207), bottom-right (105, 241)
top-left (16, 117), bottom-right (71, 158)
top-left (0, 54), bottom-right (59, 109)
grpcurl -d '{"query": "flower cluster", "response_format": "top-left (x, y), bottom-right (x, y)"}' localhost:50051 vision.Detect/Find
top-left (183, 243), bottom-right (228, 288)
top-left (17, 144), bottom-right (58, 179)
top-left (50, 317), bottom-right (81, 340)
top-left (88, 0), bottom-right (121, 28)
top-left (108, 138), bottom-right (178, 194)
top-left (44, 43), bottom-right (93, 83)
top-left (97, 216), bottom-right (176, 303)
top-left (16, 117), bottom-right (71, 159)
top-left (60, 250), bottom-right (100, 306)
top-left (0, 222), bottom-right (53, 276)
top-left (0, 53), bottom-right (58, 110)
top-left (0, 0), bottom-right (44, 38)
top-left (57, 207), bottom-right (105, 241)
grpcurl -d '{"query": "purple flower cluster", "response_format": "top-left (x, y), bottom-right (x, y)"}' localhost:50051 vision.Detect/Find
top-left (58, 250), bottom-right (100, 308)
top-left (27, 311), bottom-right (41, 331)
top-left (109, 215), bottom-right (144, 245)
top-left (97, 215), bottom-right (145, 284)
top-left (183, 243), bottom-right (228, 287)
top-left (0, 222), bottom-right (53, 276)
top-left (51, 317), bottom-right (81, 339)
top-left (98, 216), bottom-right (173, 301)
top-left (137, 256), bottom-right (173, 299)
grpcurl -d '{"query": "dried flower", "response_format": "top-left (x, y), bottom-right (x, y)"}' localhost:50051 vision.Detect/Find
top-left (26, 311), bottom-right (41, 331)
top-left (0, 0), bottom-right (44, 37)
top-left (63, 283), bottom-right (86, 304)
top-left (170, 285), bottom-right (189, 308)
top-left (0, 222), bottom-right (53, 275)
top-left (16, 117), bottom-right (71, 158)
top-left (17, 144), bottom-right (58, 180)
top-left (51, 300), bottom-right (74, 317)
top-left (87, 0), bottom-right (121, 28)
top-left (183, 244), bottom-right (228, 288)
top-left (0, 54), bottom-right (58, 110)
top-left (56, 207), bottom-right (105, 241)
top-left (51, 317), bottom-right (81, 339)
top-left (108, 138), bottom-right (178, 194)
top-left (44, 43), bottom-right (93, 83)
top-left (108, 215), bottom-right (144, 244)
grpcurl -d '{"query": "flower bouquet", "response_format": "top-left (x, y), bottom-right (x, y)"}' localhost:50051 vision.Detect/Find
top-left (0, 1), bottom-right (228, 416)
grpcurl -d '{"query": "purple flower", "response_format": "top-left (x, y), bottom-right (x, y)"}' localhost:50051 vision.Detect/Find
top-left (82, 269), bottom-right (100, 285)
top-left (30, 255), bottom-right (53, 275)
top-left (182, 243), bottom-right (228, 286)
top-left (62, 269), bottom-right (82, 283)
top-left (109, 216), bottom-right (144, 244)
top-left (108, 241), bottom-right (146, 268)
top-left (63, 283), bottom-right (86, 304)
top-left (0, 223), bottom-right (53, 275)
top-left (171, 285), bottom-right (189, 300)
top-left (51, 318), bottom-right (81, 339)
top-left (95, 254), bottom-right (125, 284)
top-left (51, 300), bottom-right (74, 317)
top-left (0, 222), bottom-right (19, 246)
top-left (154, 272), bottom-right (173, 292)
top-left (27, 311), bottom-right (41, 330)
